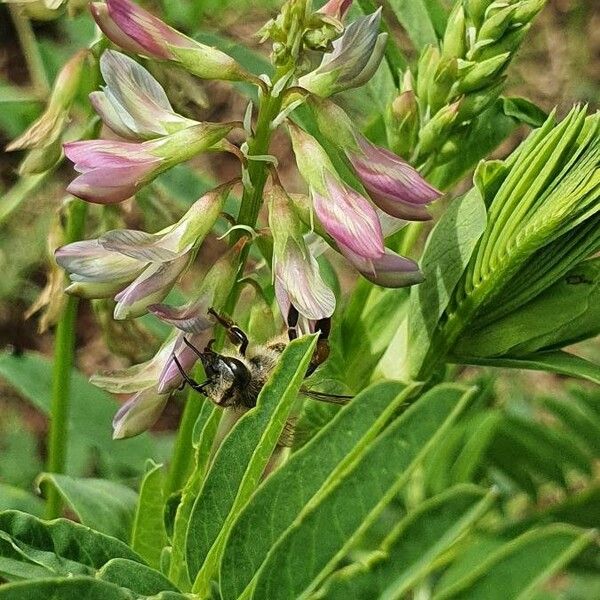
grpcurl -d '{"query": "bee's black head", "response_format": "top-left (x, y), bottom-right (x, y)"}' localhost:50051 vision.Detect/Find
top-left (200, 350), bottom-right (252, 407)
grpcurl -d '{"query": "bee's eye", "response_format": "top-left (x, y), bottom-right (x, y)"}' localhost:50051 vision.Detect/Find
top-left (221, 357), bottom-right (251, 388)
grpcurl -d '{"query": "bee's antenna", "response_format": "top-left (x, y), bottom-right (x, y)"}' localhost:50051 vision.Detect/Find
top-left (182, 336), bottom-right (206, 358)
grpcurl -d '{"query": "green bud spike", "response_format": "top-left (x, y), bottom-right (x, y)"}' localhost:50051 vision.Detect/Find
top-left (416, 45), bottom-right (441, 106)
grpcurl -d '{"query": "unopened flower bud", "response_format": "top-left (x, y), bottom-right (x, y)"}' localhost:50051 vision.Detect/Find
top-left (442, 3), bottom-right (467, 59)
top-left (477, 4), bottom-right (517, 42)
top-left (455, 52), bottom-right (510, 94)
top-left (6, 49), bottom-right (86, 169)
top-left (464, 0), bottom-right (494, 29)
top-left (455, 78), bottom-right (504, 122)
top-left (512, 0), bottom-right (546, 24)
top-left (92, 0), bottom-right (256, 84)
top-left (298, 10), bottom-right (387, 97)
top-left (418, 101), bottom-right (461, 155)
top-left (428, 57), bottom-right (458, 112)
top-left (415, 44), bottom-right (440, 104)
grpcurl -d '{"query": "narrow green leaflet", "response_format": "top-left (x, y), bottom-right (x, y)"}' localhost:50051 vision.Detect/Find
top-left (130, 461), bottom-right (168, 569)
top-left (252, 384), bottom-right (476, 600)
top-left (186, 335), bottom-right (318, 594)
top-left (0, 352), bottom-right (164, 475)
top-left (319, 485), bottom-right (496, 599)
top-left (452, 258), bottom-right (600, 358)
top-left (0, 510), bottom-right (144, 582)
top-left (455, 351), bottom-right (600, 385)
top-left (387, 0), bottom-right (441, 50)
top-left (36, 474), bottom-right (138, 541)
top-left (220, 381), bottom-right (413, 600)
top-left (98, 558), bottom-right (179, 595)
top-left (433, 525), bottom-right (595, 599)
top-left (168, 402), bottom-right (221, 590)
top-left (408, 188), bottom-right (487, 379)
top-left (0, 576), bottom-right (186, 600)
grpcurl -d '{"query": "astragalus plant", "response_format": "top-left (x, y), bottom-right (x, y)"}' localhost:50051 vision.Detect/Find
top-left (0, 0), bottom-right (599, 599)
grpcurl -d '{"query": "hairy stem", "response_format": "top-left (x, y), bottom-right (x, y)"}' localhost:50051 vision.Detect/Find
top-left (45, 200), bottom-right (87, 519)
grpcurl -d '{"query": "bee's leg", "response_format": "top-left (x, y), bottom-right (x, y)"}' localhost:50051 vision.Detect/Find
top-left (171, 351), bottom-right (208, 394)
top-left (307, 317), bottom-right (331, 376)
top-left (208, 307), bottom-right (249, 355)
top-left (286, 306), bottom-right (299, 341)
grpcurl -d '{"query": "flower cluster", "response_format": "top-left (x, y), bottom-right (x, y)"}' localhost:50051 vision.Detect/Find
top-left (55, 0), bottom-right (442, 437)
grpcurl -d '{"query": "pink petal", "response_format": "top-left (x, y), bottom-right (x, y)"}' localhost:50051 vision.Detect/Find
top-left (90, 2), bottom-right (149, 57)
top-left (148, 301), bottom-right (212, 334)
top-left (340, 244), bottom-right (424, 287)
top-left (157, 333), bottom-right (203, 393)
top-left (351, 136), bottom-right (441, 216)
top-left (313, 176), bottom-right (385, 259)
top-left (107, 0), bottom-right (194, 60)
top-left (112, 387), bottom-right (169, 439)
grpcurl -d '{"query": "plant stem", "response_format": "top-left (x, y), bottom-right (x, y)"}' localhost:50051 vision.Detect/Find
top-left (8, 5), bottom-right (50, 97)
top-left (45, 199), bottom-right (87, 519)
top-left (164, 387), bottom-right (202, 497)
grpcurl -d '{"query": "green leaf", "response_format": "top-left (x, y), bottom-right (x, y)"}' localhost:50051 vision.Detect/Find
top-left (319, 485), bottom-right (495, 599)
top-left (0, 510), bottom-right (143, 582)
top-left (0, 576), bottom-right (185, 599)
top-left (387, 0), bottom-right (441, 50)
top-left (251, 384), bottom-right (476, 600)
top-left (408, 188), bottom-right (487, 379)
top-left (0, 484), bottom-right (44, 517)
top-left (433, 525), bottom-right (595, 599)
top-left (502, 96), bottom-right (548, 128)
top-left (452, 258), bottom-right (600, 359)
top-left (98, 558), bottom-right (179, 595)
top-left (187, 335), bottom-right (318, 594)
top-left (220, 380), bottom-right (413, 600)
top-left (130, 461), bottom-right (168, 569)
top-left (0, 352), bottom-right (167, 476)
top-left (36, 474), bottom-right (137, 541)
top-left (454, 351), bottom-right (600, 385)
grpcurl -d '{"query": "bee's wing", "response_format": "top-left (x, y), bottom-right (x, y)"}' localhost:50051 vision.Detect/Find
top-left (300, 387), bottom-right (353, 405)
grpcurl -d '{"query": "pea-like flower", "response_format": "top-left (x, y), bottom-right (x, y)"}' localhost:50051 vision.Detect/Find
top-left (90, 50), bottom-right (197, 140)
top-left (92, 239), bottom-right (247, 439)
top-left (268, 184), bottom-right (335, 321)
top-left (91, 0), bottom-right (256, 83)
top-left (64, 121), bottom-right (235, 204)
top-left (55, 183), bottom-right (234, 318)
top-left (311, 98), bottom-right (441, 220)
top-left (288, 122), bottom-right (384, 260)
top-left (298, 9), bottom-right (387, 97)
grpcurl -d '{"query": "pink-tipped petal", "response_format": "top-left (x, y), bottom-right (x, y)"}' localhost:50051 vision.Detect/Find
top-left (112, 387), bottom-right (169, 439)
top-left (319, 0), bottom-right (353, 19)
top-left (340, 244), bottom-right (424, 287)
top-left (157, 333), bottom-right (203, 393)
top-left (351, 136), bottom-right (441, 219)
top-left (313, 176), bottom-right (385, 260)
top-left (148, 301), bottom-right (213, 335)
top-left (107, 0), bottom-right (194, 59)
top-left (91, 2), bottom-right (149, 56)
top-left (275, 241), bottom-right (335, 320)
top-left (113, 255), bottom-right (188, 319)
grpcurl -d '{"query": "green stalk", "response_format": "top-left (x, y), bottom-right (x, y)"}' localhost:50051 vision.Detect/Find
top-left (8, 5), bottom-right (50, 96)
top-left (164, 71), bottom-right (285, 508)
top-left (45, 199), bottom-right (87, 519)
top-left (164, 381), bottom-right (203, 497)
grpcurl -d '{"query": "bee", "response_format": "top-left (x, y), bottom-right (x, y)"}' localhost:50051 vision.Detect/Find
top-left (171, 306), bottom-right (350, 412)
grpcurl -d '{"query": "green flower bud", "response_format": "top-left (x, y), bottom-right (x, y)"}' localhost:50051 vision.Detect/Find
top-left (463, 0), bottom-right (494, 29)
top-left (442, 3), bottom-right (467, 60)
top-left (477, 5), bottom-right (517, 42)
top-left (512, 0), bottom-right (546, 24)
top-left (428, 57), bottom-right (458, 112)
top-left (454, 52), bottom-right (510, 94)
top-left (416, 44), bottom-right (441, 105)
top-left (418, 101), bottom-right (460, 155)
top-left (469, 25), bottom-right (529, 61)
top-left (455, 78), bottom-right (505, 122)
top-left (388, 90), bottom-right (420, 158)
